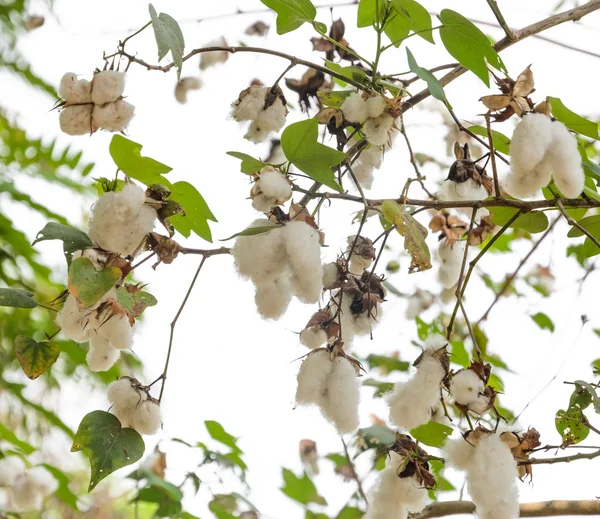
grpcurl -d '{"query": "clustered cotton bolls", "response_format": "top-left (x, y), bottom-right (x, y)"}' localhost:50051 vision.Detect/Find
top-left (299, 310), bottom-right (338, 349)
top-left (444, 428), bottom-right (520, 519)
top-left (295, 349), bottom-right (361, 433)
top-left (449, 362), bottom-right (497, 416)
top-left (340, 92), bottom-right (396, 146)
top-left (231, 85), bottom-right (288, 143)
top-left (175, 77), bottom-right (203, 104)
top-left (250, 166), bottom-right (292, 212)
top-left (505, 113), bottom-right (584, 199)
top-left (199, 36), bottom-right (229, 70)
top-left (352, 141), bottom-right (386, 189)
top-left (232, 217), bottom-right (323, 319)
top-left (88, 183), bottom-right (156, 257)
top-left (386, 334), bottom-right (449, 429)
top-left (346, 235), bottom-right (376, 275)
top-left (299, 439), bottom-right (319, 474)
top-left (107, 377), bottom-right (162, 435)
top-left (405, 289), bottom-right (435, 319)
top-left (0, 457), bottom-right (58, 511)
top-left (58, 70), bottom-right (134, 135)
top-left (437, 238), bottom-right (465, 289)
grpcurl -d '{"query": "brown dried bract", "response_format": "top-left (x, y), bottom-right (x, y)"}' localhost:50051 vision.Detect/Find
top-left (501, 428), bottom-right (541, 480)
top-left (285, 69), bottom-right (326, 111)
top-left (480, 66), bottom-right (535, 120)
top-left (468, 214), bottom-right (496, 245)
top-left (429, 212), bottom-right (468, 245)
top-left (448, 143), bottom-right (493, 193)
top-left (245, 20), bottom-right (269, 36)
top-left (147, 232), bottom-right (183, 266)
top-left (389, 434), bottom-right (436, 489)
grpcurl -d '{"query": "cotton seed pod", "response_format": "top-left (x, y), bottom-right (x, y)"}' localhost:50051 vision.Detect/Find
top-left (92, 100), bottom-right (135, 132)
top-left (175, 77), bottom-right (202, 104)
top-left (340, 92), bottom-right (368, 123)
top-left (364, 113), bottom-right (394, 146)
top-left (320, 356), bottom-right (361, 433)
top-left (92, 301), bottom-right (134, 350)
top-left (59, 73), bottom-right (92, 104)
top-left (295, 350), bottom-right (333, 407)
top-left (232, 85), bottom-right (268, 122)
top-left (131, 399), bottom-right (162, 435)
top-left (299, 439), bottom-right (319, 474)
top-left (250, 167), bottom-right (292, 212)
top-left (86, 334), bottom-right (120, 372)
top-left (107, 377), bottom-right (146, 408)
top-left (59, 105), bottom-right (93, 135)
top-left (91, 70), bottom-right (126, 105)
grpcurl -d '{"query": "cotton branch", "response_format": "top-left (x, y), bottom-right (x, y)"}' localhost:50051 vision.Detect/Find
top-left (485, 0), bottom-right (516, 40)
top-left (412, 499), bottom-right (600, 518)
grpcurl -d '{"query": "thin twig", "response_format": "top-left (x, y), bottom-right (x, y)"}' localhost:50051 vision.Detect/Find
top-left (556, 200), bottom-right (600, 250)
top-left (180, 247), bottom-right (231, 257)
top-left (399, 114), bottom-right (435, 198)
top-left (485, 113), bottom-right (501, 198)
top-left (485, 0), bottom-right (516, 40)
top-left (341, 436), bottom-right (368, 504)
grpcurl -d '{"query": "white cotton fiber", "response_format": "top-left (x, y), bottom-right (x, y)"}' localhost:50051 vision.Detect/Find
top-left (199, 37), bottom-right (229, 70)
top-left (92, 100), bottom-right (135, 132)
top-left (406, 291), bottom-right (434, 320)
top-left (59, 105), bottom-right (93, 135)
top-left (175, 77), bottom-right (202, 104)
top-left (341, 92), bottom-right (368, 123)
top-left (321, 357), bottom-right (360, 433)
top-left (93, 311), bottom-right (134, 350)
top-left (254, 274), bottom-right (292, 319)
top-left (300, 326), bottom-right (328, 349)
top-left (441, 178), bottom-right (488, 201)
top-left (339, 293), bottom-right (382, 337)
top-left (86, 334), bottom-right (120, 372)
top-left (91, 71), bottom-right (126, 105)
top-left (108, 377), bottom-right (143, 408)
top-left (232, 86), bottom-right (267, 121)
top-left (0, 456), bottom-right (25, 486)
top-left (444, 435), bottom-right (478, 471)
top-left (296, 350), bottom-right (332, 406)
top-left (450, 369), bottom-right (485, 407)
top-left (364, 113), bottom-right (394, 146)
top-left (352, 162), bottom-right (375, 190)
top-left (26, 467), bottom-right (58, 495)
top-left (349, 255), bottom-right (372, 276)
top-left (424, 333), bottom-right (447, 351)
top-left (111, 404), bottom-right (136, 428)
top-left (322, 262), bottom-right (340, 290)
top-left (437, 239), bottom-right (465, 289)
top-left (366, 96), bottom-right (387, 118)
top-left (258, 168), bottom-right (292, 201)
top-left (244, 120), bottom-right (270, 143)
top-left (510, 113), bottom-right (554, 173)
top-left (56, 294), bottom-right (91, 342)
top-left (131, 400), bottom-right (162, 435)
top-left (255, 98), bottom-right (287, 133)
top-left (503, 159), bottom-right (553, 198)
top-left (547, 121), bottom-right (584, 198)
top-left (284, 221), bottom-right (323, 304)
top-left (59, 73), bottom-right (92, 104)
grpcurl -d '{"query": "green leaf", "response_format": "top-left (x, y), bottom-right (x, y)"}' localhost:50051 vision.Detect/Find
top-left (382, 200), bottom-right (432, 272)
top-left (67, 257), bottom-right (121, 309)
top-left (281, 118), bottom-right (345, 192)
top-left (555, 407), bottom-right (590, 445)
top-left (205, 420), bottom-right (242, 453)
top-left (14, 335), bottom-right (60, 380)
top-left (366, 354), bottom-right (410, 373)
top-left (567, 215), bottom-right (600, 238)
top-left (491, 207), bottom-right (549, 233)
top-left (450, 341), bottom-right (469, 367)
top-left (133, 470), bottom-right (184, 501)
top-left (226, 152), bottom-right (267, 174)
top-left (220, 223), bottom-right (281, 241)
top-left (415, 317), bottom-right (443, 341)
top-left (41, 464), bottom-right (79, 510)
top-left (356, 425), bottom-right (396, 451)
top-left (363, 378), bottom-right (395, 397)
top-left (548, 97), bottom-right (599, 140)
top-left (324, 60), bottom-right (367, 85)
top-left (260, 0), bottom-right (316, 34)
top-left (573, 381), bottom-right (600, 414)
top-left (410, 422), bottom-right (453, 448)
top-left (438, 9), bottom-right (505, 86)
top-left (117, 287), bottom-right (157, 317)
top-left (32, 222), bottom-right (94, 266)
top-left (306, 512), bottom-right (329, 519)
top-left (317, 89), bottom-right (353, 108)
top-left (280, 469), bottom-right (326, 505)
top-left (391, 0), bottom-right (434, 43)
top-left (109, 135), bottom-right (172, 185)
top-left (406, 48), bottom-right (447, 104)
top-left (149, 4), bottom-right (185, 78)
top-left (530, 312), bottom-right (555, 332)
top-left (467, 126), bottom-right (511, 155)
top-left (336, 506), bottom-right (364, 519)
top-left (384, 12), bottom-right (410, 47)
top-left (163, 181), bottom-right (217, 242)
top-left (0, 288), bottom-right (37, 309)
top-left (0, 423), bottom-right (35, 454)
top-left (325, 453), bottom-right (348, 468)
top-left (357, 0), bottom-right (385, 27)
top-left (71, 410), bottom-right (145, 491)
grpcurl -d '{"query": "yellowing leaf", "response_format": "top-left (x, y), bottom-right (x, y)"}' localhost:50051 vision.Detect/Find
top-left (67, 258), bottom-right (121, 309)
top-left (15, 335), bottom-right (60, 379)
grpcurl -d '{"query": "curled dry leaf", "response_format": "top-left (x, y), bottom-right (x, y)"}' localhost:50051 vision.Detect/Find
top-left (147, 232), bottom-right (182, 265)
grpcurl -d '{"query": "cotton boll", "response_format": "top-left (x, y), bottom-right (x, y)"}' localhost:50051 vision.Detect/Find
top-left (56, 294), bottom-right (91, 342)
top-left (255, 275), bottom-right (292, 319)
top-left (244, 119), bottom-right (270, 143)
top-left (108, 377), bottom-right (144, 408)
top-left (437, 240), bottom-right (465, 289)
top-left (348, 255), bottom-right (372, 276)
top-left (340, 92), bottom-right (368, 123)
top-left (284, 221), bottom-right (323, 304)
top-left (296, 350), bottom-right (333, 406)
top-left (322, 262), bottom-right (340, 290)
top-left (441, 178), bottom-right (487, 201)
top-left (450, 369), bottom-right (485, 406)
top-left (232, 86), bottom-right (267, 121)
top-left (395, 473), bottom-right (429, 512)
top-left (111, 404), bottom-right (136, 428)
top-left (86, 335), bottom-right (120, 372)
top-left (322, 357), bottom-right (360, 433)
top-left (94, 312), bottom-right (134, 350)
top-left (132, 400), bottom-right (162, 435)
top-left (339, 294), bottom-right (383, 337)
top-left (59, 105), bottom-right (93, 135)
top-left (91, 71), bottom-right (126, 105)
top-left (503, 156), bottom-right (553, 198)
top-left (232, 221), bottom-right (287, 284)
top-left (423, 333), bottom-right (447, 351)
top-left (300, 326), bottom-right (328, 349)
top-left (251, 194), bottom-right (277, 212)
top-left (363, 466), bottom-right (409, 519)
top-left (175, 77), bottom-right (202, 104)
top-left (366, 96), bottom-right (386, 118)
top-left (364, 113), bottom-right (394, 146)
top-left (199, 37), bottom-right (229, 70)
top-left (444, 436), bottom-right (477, 471)
top-left (12, 476), bottom-right (43, 510)
top-left (59, 73), bottom-right (92, 104)
top-left (352, 162), bottom-right (375, 189)
top-left (92, 100), bottom-right (135, 132)
top-left (0, 456), bottom-right (26, 486)
top-left (255, 98), bottom-right (287, 133)
top-left (510, 113), bottom-right (554, 172)
top-left (548, 121), bottom-right (584, 199)
top-left (258, 168), bottom-right (292, 201)
top-left (26, 467), bottom-right (58, 495)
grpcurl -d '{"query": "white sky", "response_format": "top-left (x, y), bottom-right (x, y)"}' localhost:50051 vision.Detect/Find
top-left (3, 0), bottom-right (600, 517)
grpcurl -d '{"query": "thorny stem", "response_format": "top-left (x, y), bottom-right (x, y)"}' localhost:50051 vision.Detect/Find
top-left (341, 436), bottom-right (369, 504)
top-left (485, 113), bottom-right (501, 198)
top-left (477, 217), bottom-right (560, 324)
top-left (159, 255), bottom-right (208, 402)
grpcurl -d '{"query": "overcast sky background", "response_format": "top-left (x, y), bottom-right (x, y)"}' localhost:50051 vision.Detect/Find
top-left (3, 0), bottom-right (600, 517)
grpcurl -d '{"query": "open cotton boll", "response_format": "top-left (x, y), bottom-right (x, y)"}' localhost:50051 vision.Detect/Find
top-left (296, 350), bottom-right (332, 406)
top-left (441, 178), bottom-right (488, 201)
top-left (92, 100), bottom-right (135, 132)
top-left (503, 152), bottom-right (554, 198)
top-left (256, 99), bottom-right (287, 132)
top-left (112, 404), bottom-right (136, 428)
top-left (341, 92), bottom-right (368, 123)
top-left (232, 221), bottom-right (287, 284)
top-left (366, 96), bottom-right (387, 118)
top-left (94, 312), bottom-right (134, 350)
top-left (132, 400), bottom-right (162, 435)
top-left (424, 333), bottom-right (447, 351)
top-left (363, 466), bottom-right (409, 519)
top-left (300, 326), bottom-right (328, 349)
top-left (232, 86), bottom-right (267, 121)
top-left (322, 262), bottom-right (340, 290)
top-left (444, 436), bottom-right (477, 471)
top-left (339, 294), bottom-right (383, 337)
top-left (0, 456), bottom-right (26, 486)
top-left (255, 275), bottom-right (292, 319)
top-left (244, 120), bottom-right (270, 143)
top-left (251, 194), bottom-right (278, 213)
top-left (548, 121), bottom-right (584, 199)
top-left (284, 221), bottom-right (323, 303)
top-left (437, 240), bottom-right (465, 289)
top-left (59, 73), bottom-right (92, 104)
top-left (26, 467), bottom-right (58, 495)
top-left (322, 357), bottom-right (360, 433)
top-left (510, 113), bottom-right (554, 173)
top-left (199, 37), bottom-right (229, 70)
top-left (86, 334), bottom-right (120, 372)
top-left (59, 105), bottom-right (93, 135)
top-left (258, 168), bottom-right (292, 201)
top-left (349, 255), bottom-right (372, 276)
top-left (91, 70), bottom-right (126, 105)
top-left (175, 77), bottom-right (202, 104)
top-left (352, 162), bottom-right (375, 189)
top-left (467, 434), bottom-right (519, 519)
top-left (364, 113), bottom-right (394, 146)
top-left (108, 377), bottom-right (144, 408)
top-left (450, 369), bottom-right (485, 406)
top-left (56, 294), bottom-right (91, 342)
